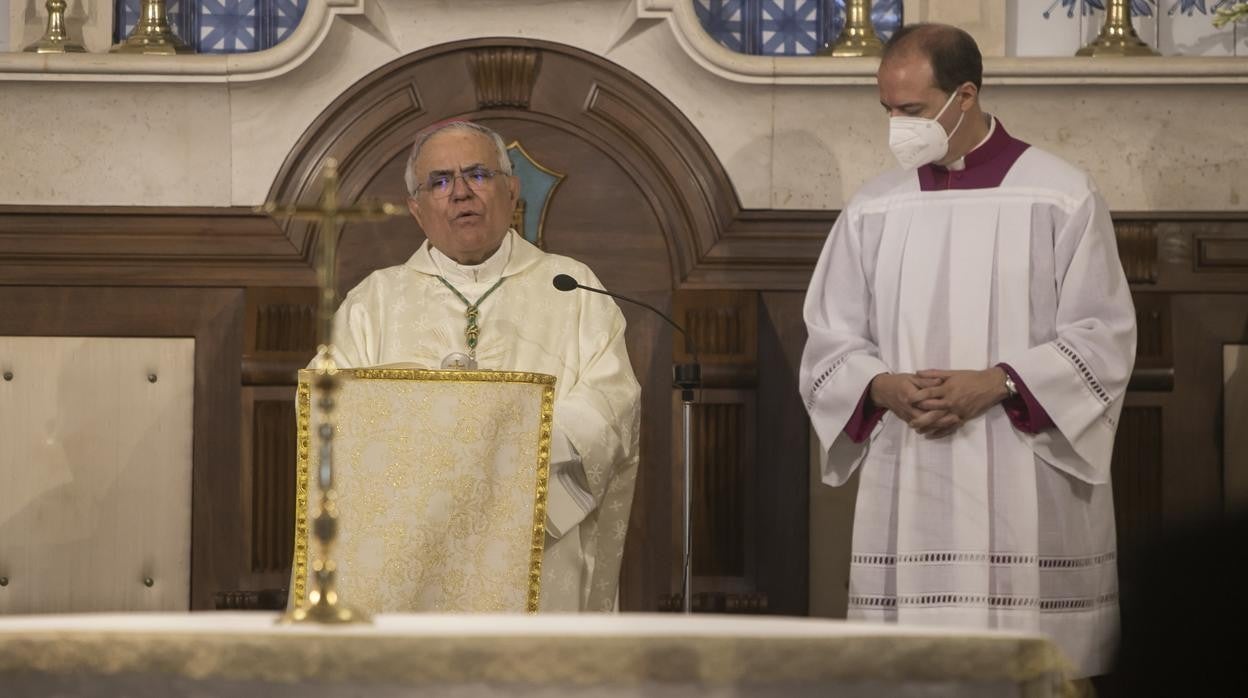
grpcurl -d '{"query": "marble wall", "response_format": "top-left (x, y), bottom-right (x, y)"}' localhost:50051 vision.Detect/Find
top-left (0, 0), bottom-right (1245, 212)
top-left (0, 337), bottom-right (194, 614)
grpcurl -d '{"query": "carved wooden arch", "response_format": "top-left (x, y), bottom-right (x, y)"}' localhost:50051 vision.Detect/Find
top-left (266, 37), bottom-right (830, 291)
top-left (264, 37), bottom-right (826, 614)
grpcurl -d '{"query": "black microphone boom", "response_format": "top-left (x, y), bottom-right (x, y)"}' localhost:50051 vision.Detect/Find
top-left (551, 274), bottom-right (699, 364)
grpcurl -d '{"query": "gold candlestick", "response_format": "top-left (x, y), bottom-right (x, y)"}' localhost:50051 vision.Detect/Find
top-left (110, 0), bottom-right (193, 55)
top-left (821, 0), bottom-right (884, 57)
top-left (258, 159), bottom-right (402, 625)
top-left (23, 0), bottom-right (86, 54)
top-left (1077, 0), bottom-right (1159, 56)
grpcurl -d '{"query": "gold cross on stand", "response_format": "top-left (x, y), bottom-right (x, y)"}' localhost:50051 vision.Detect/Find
top-left (256, 158), bottom-right (402, 624)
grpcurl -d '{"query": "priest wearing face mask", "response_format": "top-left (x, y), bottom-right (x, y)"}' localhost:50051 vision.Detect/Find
top-left (327, 120), bottom-right (641, 612)
top-left (800, 24), bottom-right (1135, 678)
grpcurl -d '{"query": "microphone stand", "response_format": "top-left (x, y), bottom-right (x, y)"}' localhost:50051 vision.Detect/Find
top-left (553, 276), bottom-right (700, 614)
top-left (673, 361), bottom-right (700, 614)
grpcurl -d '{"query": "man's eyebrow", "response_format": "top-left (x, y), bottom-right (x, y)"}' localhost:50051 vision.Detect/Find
top-left (881, 101), bottom-right (924, 110)
top-left (426, 162), bottom-right (488, 176)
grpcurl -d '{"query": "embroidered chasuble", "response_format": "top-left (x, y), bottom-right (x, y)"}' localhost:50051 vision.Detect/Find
top-left (800, 121), bottom-right (1136, 677)
top-left (316, 231), bottom-right (641, 612)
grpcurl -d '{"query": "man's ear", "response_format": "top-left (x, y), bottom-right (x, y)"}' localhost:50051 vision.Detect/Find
top-left (506, 174), bottom-right (519, 205)
top-left (407, 196), bottom-right (424, 227)
top-left (958, 82), bottom-right (979, 112)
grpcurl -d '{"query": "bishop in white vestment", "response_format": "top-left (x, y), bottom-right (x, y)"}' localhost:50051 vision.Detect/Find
top-left (801, 25), bottom-right (1136, 677)
top-left (328, 121), bottom-right (641, 612)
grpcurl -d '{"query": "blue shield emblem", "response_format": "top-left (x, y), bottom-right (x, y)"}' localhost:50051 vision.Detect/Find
top-left (506, 141), bottom-right (565, 248)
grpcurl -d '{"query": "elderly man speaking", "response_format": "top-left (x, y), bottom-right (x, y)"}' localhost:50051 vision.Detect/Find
top-left (328, 120), bottom-right (641, 612)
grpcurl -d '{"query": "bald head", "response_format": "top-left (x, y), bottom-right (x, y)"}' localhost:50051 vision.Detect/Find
top-left (881, 23), bottom-right (982, 94)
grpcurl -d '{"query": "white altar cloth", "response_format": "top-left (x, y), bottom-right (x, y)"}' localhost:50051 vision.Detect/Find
top-left (0, 613), bottom-right (1074, 697)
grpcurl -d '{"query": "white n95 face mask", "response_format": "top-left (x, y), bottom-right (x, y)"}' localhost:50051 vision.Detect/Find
top-left (888, 90), bottom-right (965, 170)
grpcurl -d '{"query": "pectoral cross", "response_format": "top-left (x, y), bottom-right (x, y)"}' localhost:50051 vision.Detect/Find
top-left (256, 158), bottom-right (402, 625)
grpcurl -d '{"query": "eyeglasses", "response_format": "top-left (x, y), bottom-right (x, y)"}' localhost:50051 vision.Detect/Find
top-left (414, 167), bottom-right (505, 199)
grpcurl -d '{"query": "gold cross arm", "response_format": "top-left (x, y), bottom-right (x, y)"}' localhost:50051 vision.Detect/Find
top-left (254, 157), bottom-right (405, 351)
top-left (255, 158), bottom-right (404, 224)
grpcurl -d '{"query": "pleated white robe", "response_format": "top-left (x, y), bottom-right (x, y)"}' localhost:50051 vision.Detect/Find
top-left (801, 144), bottom-right (1136, 677)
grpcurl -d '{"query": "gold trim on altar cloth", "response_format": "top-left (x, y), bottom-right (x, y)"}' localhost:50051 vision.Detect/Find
top-left (293, 369), bottom-right (555, 613)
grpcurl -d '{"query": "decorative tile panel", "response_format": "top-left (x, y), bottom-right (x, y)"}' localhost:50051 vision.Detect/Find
top-left (761, 0), bottom-right (824, 56)
top-left (1012, 0), bottom-right (1085, 55)
top-left (114, 0), bottom-right (307, 53)
top-left (1158, 0), bottom-right (1239, 55)
top-left (201, 0), bottom-right (258, 53)
top-left (696, 0), bottom-right (904, 56)
top-left (1014, 0), bottom-right (1246, 55)
top-left (695, 0), bottom-right (749, 53)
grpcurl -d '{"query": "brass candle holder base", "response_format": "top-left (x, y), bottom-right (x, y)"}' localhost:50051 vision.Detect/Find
top-left (24, 36), bottom-right (87, 55)
top-left (280, 564), bottom-right (372, 625)
top-left (820, 0), bottom-right (883, 57)
top-left (110, 0), bottom-right (193, 55)
top-left (282, 599), bottom-right (372, 624)
top-left (1075, 35), bottom-right (1160, 57)
top-left (23, 0), bottom-right (86, 54)
top-left (110, 33), bottom-right (194, 56)
top-left (1076, 0), bottom-right (1159, 57)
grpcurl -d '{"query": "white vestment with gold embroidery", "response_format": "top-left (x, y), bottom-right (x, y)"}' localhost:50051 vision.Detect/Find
top-left (328, 231), bottom-right (641, 612)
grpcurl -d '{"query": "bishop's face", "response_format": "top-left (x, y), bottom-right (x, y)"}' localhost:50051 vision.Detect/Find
top-left (407, 129), bottom-right (519, 265)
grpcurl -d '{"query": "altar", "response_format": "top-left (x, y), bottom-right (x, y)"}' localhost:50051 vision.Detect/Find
top-left (0, 613), bottom-right (1072, 697)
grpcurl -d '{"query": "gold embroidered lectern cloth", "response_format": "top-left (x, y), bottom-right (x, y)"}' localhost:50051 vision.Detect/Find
top-left (291, 369), bottom-right (554, 613)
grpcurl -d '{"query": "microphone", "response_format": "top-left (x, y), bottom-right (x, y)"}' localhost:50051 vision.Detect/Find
top-left (551, 274), bottom-right (699, 365)
top-left (552, 274), bottom-right (579, 292)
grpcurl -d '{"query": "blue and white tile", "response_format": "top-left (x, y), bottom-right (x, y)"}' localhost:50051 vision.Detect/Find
top-left (273, 0), bottom-right (309, 44)
top-left (695, 0), bottom-right (747, 53)
top-left (868, 0), bottom-right (904, 41)
top-left (1159, 0), bottom-right (1237, 56)
top-left (760, 0), bottom-right (822, 56)
top-left (1012, 0), bottom-right (1085, 56)
top-left (200, 0), bottom-right (257, 53)
top-left (117, 0), bottom-right (140, 39)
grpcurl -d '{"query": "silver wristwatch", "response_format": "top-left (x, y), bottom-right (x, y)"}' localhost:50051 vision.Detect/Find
top-left (1003, 373), bottom-right (1018, 397)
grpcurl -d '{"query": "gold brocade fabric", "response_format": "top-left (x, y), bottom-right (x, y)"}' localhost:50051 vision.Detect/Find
top-left (292, 369), bottom-right (554, 613)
